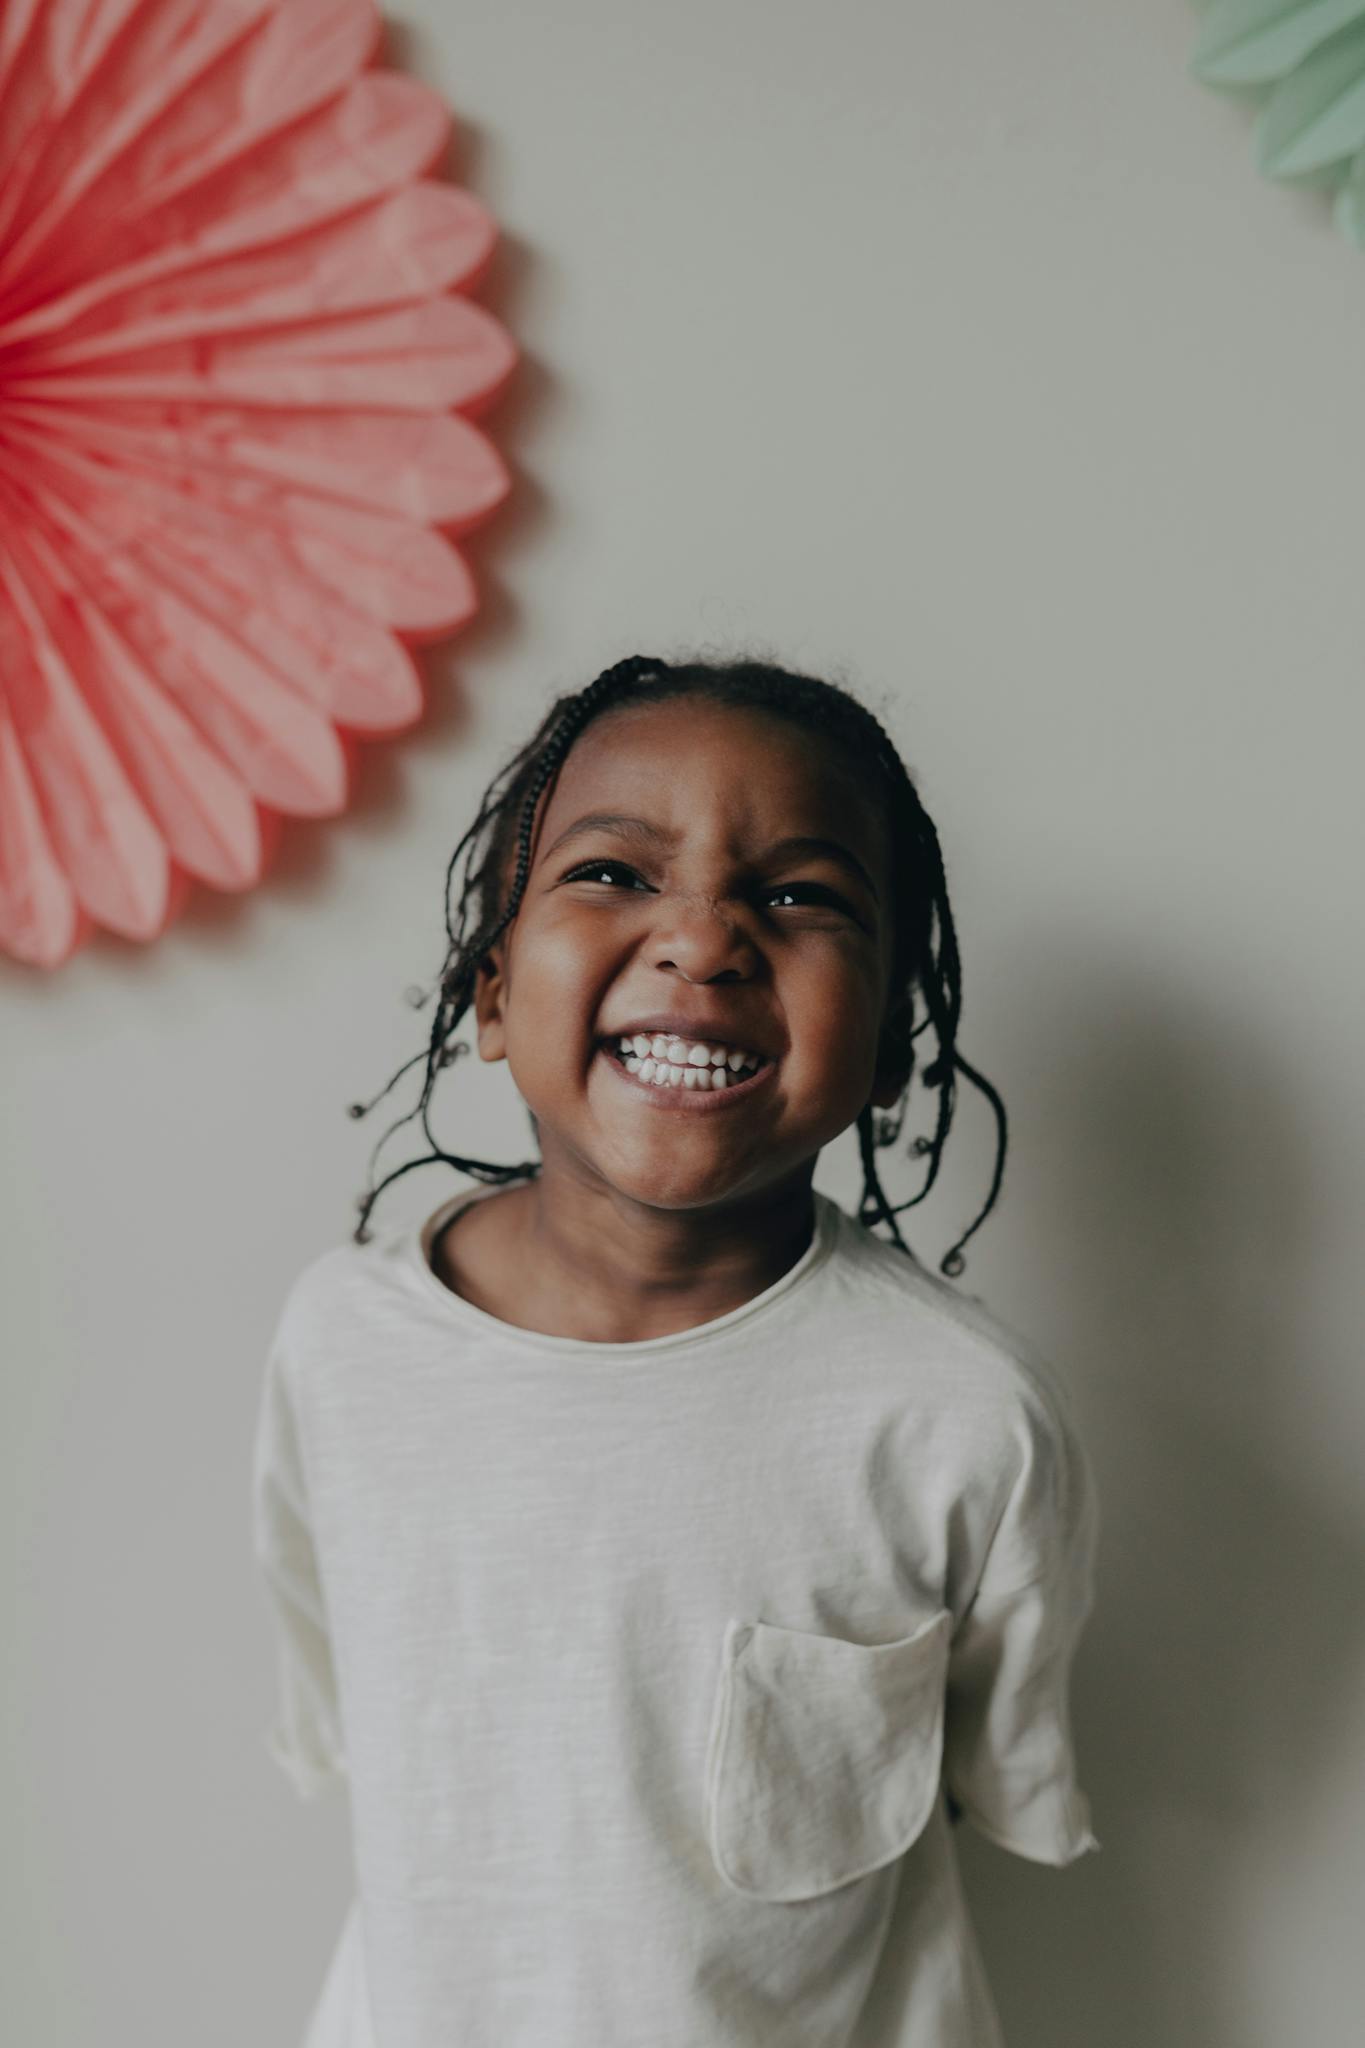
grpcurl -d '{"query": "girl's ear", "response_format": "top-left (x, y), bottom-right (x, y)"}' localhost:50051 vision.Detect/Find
top-left (472, 946), bottom-right (509, 1062)
top-left (869, 993), bottom-right (915, 1111)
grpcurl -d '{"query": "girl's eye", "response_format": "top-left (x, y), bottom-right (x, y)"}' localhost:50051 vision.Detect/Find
top-left (763, 882), bottom-right (856, 914)
top-left (561, 861), bottom-right (857, 916)
top-left (561, 859), bottom-right (647, 889)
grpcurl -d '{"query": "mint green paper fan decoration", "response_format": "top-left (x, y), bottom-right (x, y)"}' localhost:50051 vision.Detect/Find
top-left (1189, 0), bottom-right (1365, 242)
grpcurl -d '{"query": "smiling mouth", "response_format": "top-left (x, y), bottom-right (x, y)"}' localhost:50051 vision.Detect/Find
top-left (598, 1041), bottom-right (777, 1107)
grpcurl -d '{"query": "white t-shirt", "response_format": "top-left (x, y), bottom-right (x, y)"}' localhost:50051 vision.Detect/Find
top-left (251, 1183), bottom-right (1100, 2048)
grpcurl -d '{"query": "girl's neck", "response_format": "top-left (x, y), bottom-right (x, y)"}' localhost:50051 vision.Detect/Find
top-left (435, 1171), bottom-right (819, 1345)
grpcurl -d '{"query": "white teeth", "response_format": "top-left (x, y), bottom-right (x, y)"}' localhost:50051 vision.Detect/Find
top-left (618, 1032), bottom-right (761, 1067)
top-left (620, 1055), bottom-right (741, 1091)
top-left (613, 1031), bottom-right (766, 1086)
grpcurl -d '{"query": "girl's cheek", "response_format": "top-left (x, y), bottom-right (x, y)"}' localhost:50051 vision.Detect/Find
top-left (526, 919), bottom-right (603, 989)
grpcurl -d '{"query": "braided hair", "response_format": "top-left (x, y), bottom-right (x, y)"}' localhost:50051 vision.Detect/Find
top-left (346, 653), bottom-right (1007, 1278)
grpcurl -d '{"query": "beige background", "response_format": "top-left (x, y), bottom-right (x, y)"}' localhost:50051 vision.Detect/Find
top-left (3, 1), bottom-right (1363, 2041)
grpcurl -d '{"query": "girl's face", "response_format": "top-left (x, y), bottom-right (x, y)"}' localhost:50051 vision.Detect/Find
top-left (473, 695), bottom-right (913, 1214)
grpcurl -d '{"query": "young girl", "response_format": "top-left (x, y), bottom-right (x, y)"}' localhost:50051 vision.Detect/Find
top-left (252, 653), bottom-right (1100, 2048)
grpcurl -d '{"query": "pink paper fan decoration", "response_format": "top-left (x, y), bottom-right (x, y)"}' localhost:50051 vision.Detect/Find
top-left (0, 0), bottom-right (517, 969)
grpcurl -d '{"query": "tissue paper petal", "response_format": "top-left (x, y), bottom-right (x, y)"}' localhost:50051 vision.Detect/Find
top-left (0, 0), bottom-right (516, 969)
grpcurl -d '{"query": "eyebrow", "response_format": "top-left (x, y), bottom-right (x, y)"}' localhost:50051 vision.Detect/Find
top-left (542, 813), bottom-right (880, 902)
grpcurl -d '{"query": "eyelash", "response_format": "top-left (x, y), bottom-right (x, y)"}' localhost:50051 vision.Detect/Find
top-left (560, 859), bottom-right (857, 917)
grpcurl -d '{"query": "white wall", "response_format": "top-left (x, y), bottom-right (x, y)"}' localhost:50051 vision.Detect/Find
top-left (3, 3), bottom-right (1362, 2042)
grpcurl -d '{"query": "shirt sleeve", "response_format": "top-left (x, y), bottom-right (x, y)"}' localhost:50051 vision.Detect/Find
top-left (941, 1378), bottom-right (1100, 1865)
top-left (250, 1302), bottom-right (348, 1801)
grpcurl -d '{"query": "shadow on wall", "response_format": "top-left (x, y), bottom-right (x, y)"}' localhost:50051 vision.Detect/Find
top-left (955, 948), bottom-right (1365, 2048)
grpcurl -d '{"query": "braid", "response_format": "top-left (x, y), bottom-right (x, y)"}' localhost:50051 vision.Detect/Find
top-left (849, 742), bottom-right (1007, 1278)
top-left (346, 652), bottom-right (1009, 1280)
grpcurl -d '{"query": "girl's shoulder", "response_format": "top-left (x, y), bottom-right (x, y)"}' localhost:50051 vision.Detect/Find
top-left (828, 1204), bottom-right (1085, 1444)
top-left (831, 1214), bottom-right (1097, 1573)
top-left (265, 1216), bottom-right (413, 1356)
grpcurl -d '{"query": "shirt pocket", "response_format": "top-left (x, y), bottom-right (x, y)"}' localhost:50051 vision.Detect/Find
top-left (702, 1606), bottom-right (954, 1901)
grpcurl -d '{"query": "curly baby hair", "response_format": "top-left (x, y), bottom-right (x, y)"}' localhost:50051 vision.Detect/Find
top-left (344, 652), bottom-right (1008, 1278)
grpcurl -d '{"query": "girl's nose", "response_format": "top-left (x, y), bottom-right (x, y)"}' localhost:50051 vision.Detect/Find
top-left (647, 900), bottom-right (760, 983)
